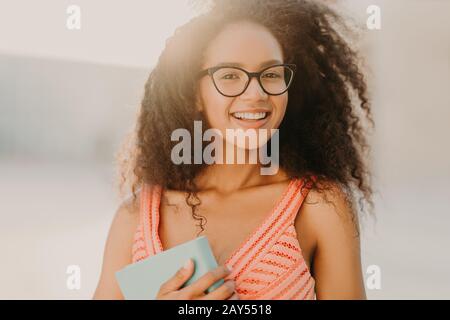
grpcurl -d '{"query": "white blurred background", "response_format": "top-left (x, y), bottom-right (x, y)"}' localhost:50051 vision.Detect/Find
top-left (0, 0), bottom-right (449, 299)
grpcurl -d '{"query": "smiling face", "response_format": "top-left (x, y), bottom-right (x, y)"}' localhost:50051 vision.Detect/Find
top-left (197, 20), bottom-right (289, 150)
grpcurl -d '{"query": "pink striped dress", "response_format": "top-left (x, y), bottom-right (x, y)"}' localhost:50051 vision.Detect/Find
top-left (131, 178), bottom-right (316, 300)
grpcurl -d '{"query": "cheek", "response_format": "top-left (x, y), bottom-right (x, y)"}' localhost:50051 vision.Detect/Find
top-left (271, 95), bottom-right (288, 126)
top-left (199, 80), bottom-right (231, 127)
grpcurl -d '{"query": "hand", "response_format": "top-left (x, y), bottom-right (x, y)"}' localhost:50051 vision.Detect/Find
top-left (156, 259), bottom-right (239, 300)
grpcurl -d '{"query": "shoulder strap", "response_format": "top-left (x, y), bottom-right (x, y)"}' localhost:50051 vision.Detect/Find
top-left (140, 183), bottom-right (157, 256)
top-left (283, 177), bottom-right (314, 227)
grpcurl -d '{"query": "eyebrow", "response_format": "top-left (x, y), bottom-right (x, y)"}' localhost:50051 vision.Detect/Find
top-left (214, 59), bottom-right (283, 69)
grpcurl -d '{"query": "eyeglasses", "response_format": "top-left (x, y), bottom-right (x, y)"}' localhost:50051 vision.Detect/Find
top-left (198, 63), bottom-right (296, 97)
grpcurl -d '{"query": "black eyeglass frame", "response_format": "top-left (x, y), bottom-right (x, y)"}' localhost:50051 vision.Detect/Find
top-left (198, 63), bottom-right (297, 97)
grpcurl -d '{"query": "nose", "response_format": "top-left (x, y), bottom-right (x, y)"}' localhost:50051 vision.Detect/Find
top-left (240, 77), bottom-right (268, 101)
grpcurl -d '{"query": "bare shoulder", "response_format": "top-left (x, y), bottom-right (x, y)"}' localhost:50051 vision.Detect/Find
top-left (296, 180), bottom-right (366, 299)
top-left (104, 192), bottom-right (141, 244)
top-left (92, 191), bottom-right (141, 299)
top-left (114, 192), bottom-right (141, 229)
top-left (296, 180), bottom-right (359, 242)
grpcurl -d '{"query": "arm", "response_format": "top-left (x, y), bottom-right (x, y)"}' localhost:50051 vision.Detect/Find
top-left (297, 183), bottom-right (366, 300)
top-left (92, 196), bottom-right (140, 299)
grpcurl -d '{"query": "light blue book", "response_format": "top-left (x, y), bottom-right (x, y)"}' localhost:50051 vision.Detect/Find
top-left (115, 235), bottom-right (224, 300)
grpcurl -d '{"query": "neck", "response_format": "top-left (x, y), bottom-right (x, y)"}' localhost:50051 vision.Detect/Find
top-left (192, 138), bottom-right (288, 194)
top-left (193, 163), bottom-right (289, 195)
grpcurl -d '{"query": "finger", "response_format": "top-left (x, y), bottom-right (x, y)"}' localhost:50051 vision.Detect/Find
top-left (199, 281), bottom-right (235, 300)
top-left (159, 259), bottom-right (194, 295)
top-left (183, 265), bottom-right (231, 296)
top-left (228, 293), bottom-right (239, 300)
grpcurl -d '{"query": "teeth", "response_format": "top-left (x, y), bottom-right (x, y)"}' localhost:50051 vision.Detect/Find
top-left (233, 112), bottom-right (267, 120)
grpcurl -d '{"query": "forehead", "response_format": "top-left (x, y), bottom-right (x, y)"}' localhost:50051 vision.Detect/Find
top-left (203, 20), bottom-right (284, 71)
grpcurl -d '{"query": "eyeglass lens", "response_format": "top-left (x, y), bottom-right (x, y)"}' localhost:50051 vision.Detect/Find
top-left (212, 66), bottom-right (294, 96)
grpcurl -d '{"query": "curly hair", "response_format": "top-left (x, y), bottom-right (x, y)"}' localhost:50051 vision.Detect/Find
top-left (117, 0), bottom-right (375, 235)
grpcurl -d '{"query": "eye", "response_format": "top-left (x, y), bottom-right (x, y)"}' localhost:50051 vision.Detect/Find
top-left (220, 73), bottom-right (240, 80)
top-left (262, 72), bottom-right (281, 79)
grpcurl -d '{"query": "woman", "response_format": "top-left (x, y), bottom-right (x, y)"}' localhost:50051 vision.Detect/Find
top-left (94, 0), bottom-right (374, 300)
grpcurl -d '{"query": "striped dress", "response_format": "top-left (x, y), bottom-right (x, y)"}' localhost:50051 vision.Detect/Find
top-left (131, 178), bottom-right (316, 300)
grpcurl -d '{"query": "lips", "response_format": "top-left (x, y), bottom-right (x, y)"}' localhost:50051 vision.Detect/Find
top-left (229, 110), bottom-right (272, 129)
top-left (231, 111), bottom-right (269, 120)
